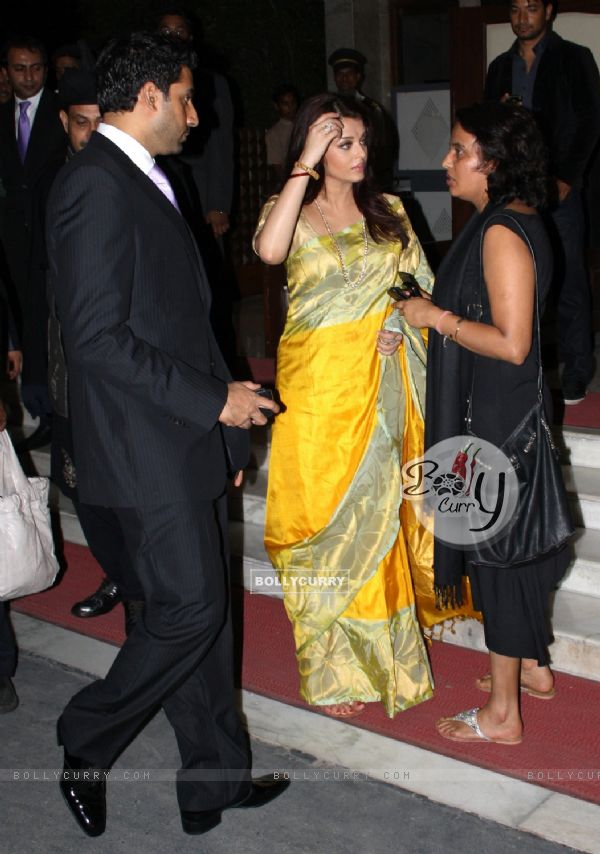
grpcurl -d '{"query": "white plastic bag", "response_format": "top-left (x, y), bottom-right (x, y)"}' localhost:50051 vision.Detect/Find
top-left (0, 430), bottom-right (59, 600)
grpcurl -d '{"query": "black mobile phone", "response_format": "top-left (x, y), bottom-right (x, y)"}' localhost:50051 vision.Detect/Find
top-left (388, 272), bottom-right (421, 301)
top-left (256, 387), bottom-right (275, 421)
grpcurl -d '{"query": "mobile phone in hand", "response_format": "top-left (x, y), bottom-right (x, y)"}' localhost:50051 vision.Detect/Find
top-left (388, 272), bottom-right (421, 301)
top-left (256, 387), bottom-right (276, 421)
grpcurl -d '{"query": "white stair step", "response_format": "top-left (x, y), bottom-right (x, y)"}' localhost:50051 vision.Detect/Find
top-left (564, 465), bottom-right (600, 530)
top-left (229, 519), bottom-right (283, 598)
top-left (560, 528), bottom-right (600, 598)
top-left (548, 589), bottom-right (600, 682)
top-left (560, 426), bottom-right (600, 468)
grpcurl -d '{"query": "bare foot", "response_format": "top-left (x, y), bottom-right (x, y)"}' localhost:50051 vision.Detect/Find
top-left (475, 664), bottom-right (555, 699)
top-left (437, 706), bottom-right (523, 744)
top-left (322, 702), bottom-right (365, 719)
top-left (520, 661), bottom-right (555, 696)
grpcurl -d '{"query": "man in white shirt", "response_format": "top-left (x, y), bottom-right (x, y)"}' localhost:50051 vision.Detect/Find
top-left (46, 30), bottom-right (284, 839)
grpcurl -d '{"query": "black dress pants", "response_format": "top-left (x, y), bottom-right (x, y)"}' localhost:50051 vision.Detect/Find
top-left (74, 500), bottom-right (144, 601)
top-left (58, 495), bottom-right (250, 811)
top-left (550, 189), bottom-right (595, 383)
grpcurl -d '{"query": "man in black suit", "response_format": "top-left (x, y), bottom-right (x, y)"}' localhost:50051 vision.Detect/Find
top-left (46, 32), bottom-right (284, 838)
top-left (485, 0), bottom-right (600, 404)
top-left (0, 35), bottom-right (67, 448)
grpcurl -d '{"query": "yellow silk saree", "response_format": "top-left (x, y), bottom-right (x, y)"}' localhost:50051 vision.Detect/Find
top-left (256, 195), bottom-right (473, 717)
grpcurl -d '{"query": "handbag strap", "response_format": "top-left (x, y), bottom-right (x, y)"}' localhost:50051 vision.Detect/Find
top-left (466, 211), bottom-right (543, 431)
top-left (0, 430), bottom-right (31, 496)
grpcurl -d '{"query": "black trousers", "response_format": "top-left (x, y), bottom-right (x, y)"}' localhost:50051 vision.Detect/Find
top-left (74, 500), bottom-right (144, 601)
top-left (58, 495), bottom-right (250, 811)
top-left (550, 189), bottom-right (595, 383)
top-left (52, 412), bottom-right (144, 601)
top-left (0, 603), bottom-right (17, 678)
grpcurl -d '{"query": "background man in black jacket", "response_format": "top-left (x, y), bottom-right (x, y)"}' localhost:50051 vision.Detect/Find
top-left (0, 36), bottom-right (66, 446)
top-left (485, 0), bottom-right (600, 404)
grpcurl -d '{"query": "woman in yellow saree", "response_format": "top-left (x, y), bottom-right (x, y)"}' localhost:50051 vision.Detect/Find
top-left (254, 94), bottom-right (469, 719)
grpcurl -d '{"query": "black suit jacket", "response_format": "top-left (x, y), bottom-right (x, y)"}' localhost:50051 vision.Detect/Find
top-left (0, 88), bottom-right (66, 231)
top-left (46, 132), bottom-right (248, 507)
top-left (0, 88), bottom-right (67, 328)
top-left (485, 32), bottom-right (600, 187)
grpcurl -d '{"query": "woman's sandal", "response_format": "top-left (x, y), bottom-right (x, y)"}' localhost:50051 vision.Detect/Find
top-left (322, 702), bottom-right (365, 719)
top-left (475, 673), bottom-right (555, 700)
top-left (437, 707), bottom-right (523, 745)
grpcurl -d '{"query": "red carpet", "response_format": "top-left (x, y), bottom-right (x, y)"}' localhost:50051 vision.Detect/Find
top-left (13, 541), bottom-right (600, 806)
top-left (552, 390), bottom-right (600, 430)
top-left (246, 357), bottom-right (276, 386)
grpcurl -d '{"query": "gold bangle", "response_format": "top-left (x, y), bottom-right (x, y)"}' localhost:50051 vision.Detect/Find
top-left (454, 317), bottom-right (465, 342)
top-left (294, 160), bottom-right (319, 180)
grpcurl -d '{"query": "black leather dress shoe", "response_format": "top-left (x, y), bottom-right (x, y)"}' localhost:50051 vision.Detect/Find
top-left (0, 677), bottom-right (19, 713)
top-left (232, 774), bottom-right (290, 808)
top-left (180, 808), bottom-right (223, 835)
top-left (71, 578), bottom-right (122, 618)
top-left (181, 775), bottom-right (290, 835)
top-left (60, 751), bottom-right (107, 837)
top-left (15, 423), bottom-right (53, 454)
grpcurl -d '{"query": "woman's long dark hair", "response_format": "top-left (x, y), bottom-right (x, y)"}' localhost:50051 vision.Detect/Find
top-left (283, 93), bottom-right (407, 247)
top-left (455, 102), bottom-right (550, 209)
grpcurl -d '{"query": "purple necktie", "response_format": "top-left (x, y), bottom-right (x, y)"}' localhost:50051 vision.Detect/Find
top-left (147, 163), bottom-right (181, 213)
top-left (17, 101), bottom-right (31, 163)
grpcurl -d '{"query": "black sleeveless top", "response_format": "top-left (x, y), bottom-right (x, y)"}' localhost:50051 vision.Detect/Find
top-left (425, 203), bottom-right (553, 603)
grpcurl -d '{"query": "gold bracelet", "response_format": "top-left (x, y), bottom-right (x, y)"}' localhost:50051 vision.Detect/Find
top-left (294, 160), bottom-right (319, 180)
top-left (454, 317), bottom-right (465, 342)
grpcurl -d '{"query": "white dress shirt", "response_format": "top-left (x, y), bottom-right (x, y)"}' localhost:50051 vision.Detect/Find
top-left (97, 122), bottom-right (156, 177)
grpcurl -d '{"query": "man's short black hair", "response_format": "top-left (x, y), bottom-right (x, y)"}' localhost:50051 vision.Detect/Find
top-left (523, 0), bottom-right (557, 20)
top-left (96, 31), bottom-right (196, 114)
top-left (2, 36), bottom-right (48, 66)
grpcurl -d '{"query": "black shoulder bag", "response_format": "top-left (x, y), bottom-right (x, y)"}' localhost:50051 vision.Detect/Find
top-left (466, 213), bottom-right (574, 568)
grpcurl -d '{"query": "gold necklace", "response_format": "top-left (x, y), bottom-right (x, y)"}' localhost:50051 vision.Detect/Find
top-left (313, 198), bottom-right (369, 290)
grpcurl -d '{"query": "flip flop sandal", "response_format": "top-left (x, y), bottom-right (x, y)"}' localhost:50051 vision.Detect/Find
top-left (437, 707), bottom-right (523, 745)
top-left (475, 673), bottom-right (555, 700)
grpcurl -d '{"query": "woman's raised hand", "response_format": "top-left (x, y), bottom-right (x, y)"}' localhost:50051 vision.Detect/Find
top-left (299, 112), bottom-right (343, 170)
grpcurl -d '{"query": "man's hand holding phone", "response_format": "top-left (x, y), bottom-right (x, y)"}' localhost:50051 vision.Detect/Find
top-left (219, 381), bottom-right (280, 429)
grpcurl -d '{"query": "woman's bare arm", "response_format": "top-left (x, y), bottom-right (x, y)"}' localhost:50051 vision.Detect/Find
top-left (254, 112), bottom-right (342, 264)
top-left (399, 224), bottom-right (535, 365)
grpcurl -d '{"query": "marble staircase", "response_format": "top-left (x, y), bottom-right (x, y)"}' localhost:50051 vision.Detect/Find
top-left (22, 418), bottom-right (600, 683)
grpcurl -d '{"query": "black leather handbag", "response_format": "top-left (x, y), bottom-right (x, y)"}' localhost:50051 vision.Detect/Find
top-left (466, 214), bottom-right (574, 568)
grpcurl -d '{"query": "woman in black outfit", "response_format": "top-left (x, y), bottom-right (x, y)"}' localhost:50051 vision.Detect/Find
top-left (399, 102), bottom-right (570, 744)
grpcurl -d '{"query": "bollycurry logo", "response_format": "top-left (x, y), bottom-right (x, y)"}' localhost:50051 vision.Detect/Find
top-left (402, 437), bottom-right (520, 548)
